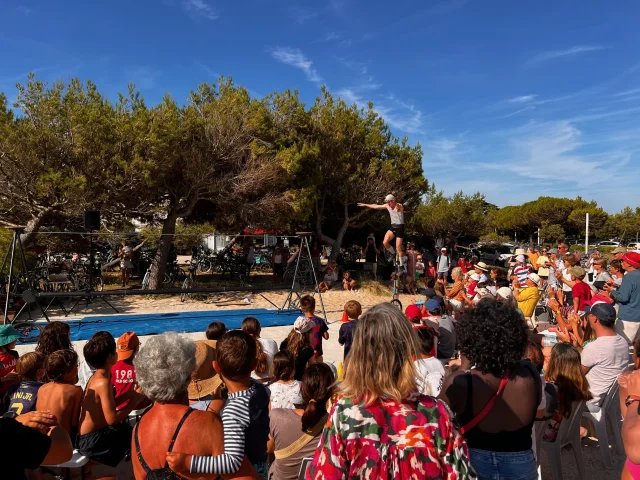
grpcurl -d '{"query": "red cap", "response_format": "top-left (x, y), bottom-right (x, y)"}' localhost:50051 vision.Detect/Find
top-left (117, 331), bottom-right (139, 360)
top-left (623, 251), bottom-right (640, 269)
top-left (405, 304), bottom-right (422, 321)
top-left (586, 294), bottom-right (613, 307)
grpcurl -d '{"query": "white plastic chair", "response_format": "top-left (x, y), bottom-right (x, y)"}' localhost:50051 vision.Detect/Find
top-left (42, 449), bottom-right (90, 479)
top-left (128, 404), bottom-right (152, 426)
top-left (582, 379), bottom-right (624, 468)
top-left (541, 400), bottom-right (587, 480)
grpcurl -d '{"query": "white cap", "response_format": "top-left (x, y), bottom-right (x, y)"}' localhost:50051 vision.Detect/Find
top-left (384, 194), bottom-right (395, 202)
top-left (527, 273), bottom-right (541, 286)
top-left (516, 255), bottom-right (525, 262)
top-left (497, 287), bottom-right (513, 299)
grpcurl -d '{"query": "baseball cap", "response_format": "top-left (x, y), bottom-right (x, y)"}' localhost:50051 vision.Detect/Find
top-left (425, 298), bottom-right (441, 313)
top-left (441, 247), bottom-right (447, 252)
top-left (526, 273), bottom-right (541, 286)
top-left (516, 255), bottom-right (525, 262)
top-left (589, 302), bottom-right (617, 323)
top-left (623, 251), bottom-right (640, 268)
top-left (547, 248), bottom-right (558, 254)
top-left (569, 266), bottom-right (586, 278)
top-left (405, 304), bottom-right (422, 320)
top-left (117, 331), bottom-right (140, 360)
top-left (384, 194), bottom-right (395, 202)
top-left (612, 247), bottom-right (627, 254)
top-left (294, 316), bottom-right (315, 335)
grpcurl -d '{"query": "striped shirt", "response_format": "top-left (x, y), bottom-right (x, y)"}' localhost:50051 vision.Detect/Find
top-left (513, 264), bottom-right (530, 287)
top-left (190, 381), bottom-right (269, 474)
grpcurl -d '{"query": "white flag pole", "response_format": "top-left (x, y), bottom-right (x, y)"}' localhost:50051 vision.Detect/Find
top-left (585, 213), bottom-right (590, 255)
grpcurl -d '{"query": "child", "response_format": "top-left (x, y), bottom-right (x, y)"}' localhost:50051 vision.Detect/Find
top-left (282, 317), bottom-right (316, 381)
top-left (342, 271), bottom-right (356, 291)
top-left (167, 330), bottom-right (270, 478)
top-left (466, 273), bottom-right (480, 298)
top-left (300, 295), bottom-right (328, 362)
top-left (414, 327), bottom-right (445, 396)
top-left (0, 325), bottom-right (21, 398)
top-left (269, 351), bottom-right (303, 409)
top-left (426, 259), bottom-right (436, 279)
top-left (36, 349), bottom-right (83, 438)
top-left (206, 321), bottom-right (227, 342)
top-left (76, 331), bottom-right (145, 468)
top-left (338, 300), bottom-right (361, 359)
top-left (111, 331), bottom-right (148, 410)
top-left (6, 352), bottom-right (44, 415)
top-left (415, 255), bottom-right (425, 279)
top-left (569, 267), bottom-right (592, 312)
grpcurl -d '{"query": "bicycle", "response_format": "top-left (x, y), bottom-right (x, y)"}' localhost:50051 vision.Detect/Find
top-left (390, 251), bottom-right (403, 311)
top-left (181, 261), bottom-right (197, 302)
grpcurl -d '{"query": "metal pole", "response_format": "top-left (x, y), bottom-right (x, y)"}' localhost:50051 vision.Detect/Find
top-left (304, 235), bottom-right (327, 321)
top-left (585, 213), bottom-right (590, 256)
top-left (2, 231), bottom-right (17, 325)
top-left (537, 228), bottom-right (540, 246)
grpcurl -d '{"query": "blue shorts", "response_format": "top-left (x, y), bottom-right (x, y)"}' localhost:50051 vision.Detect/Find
top-left (470, 448), bottom-right (537, 480)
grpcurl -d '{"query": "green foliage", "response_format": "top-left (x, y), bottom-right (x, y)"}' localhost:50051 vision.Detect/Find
top-left (568, 205), bottom-right (608, 234)
top-left (479, 232), bottom-right (512, 244)
top-left (539, 221), bottom-right (565, 244)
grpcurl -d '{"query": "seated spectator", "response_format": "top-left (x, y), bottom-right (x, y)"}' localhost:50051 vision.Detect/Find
top-left (131, 333), bottom-right (256, 479)
top-left (414, 327), bottom-right (445, 396)
top-left (269, 351), bottom-right (303, 409)
top-left (35, 349), bottom-right (82, 438)
top-left (0, 410), bottom-right (73, 478)
top-left (0, 325), bottom-right (21, 399)
top-left (405, 304), bottom-right (423, 328)
top-left (6, 352), bottom-right (45, 415)
top-left (342, 271), bottom-right (356, 291)
top-left (338, 300), bottom-right (361, 359)
top-left (440, 298), bottom-right (540, 480)
top-left (466, 273), bottom-right (480, 297)
top-left (269, 363), bottom-right (335, 480)
top-left (242, 317), bottom-right (277, 383)
top-left (77, 331), bottom-right (145, 470)
top-left (188, 341), bottom-right (223, 413)
top-left (424, 299), bottom-right (457, 362)
top-left (35, 321), bottom-right (73, 358)
top-left (513, 273), bottom-right (541, 320)
top-left (580, 302), bottom-right (628, 411)
top-left (404, 274), bottom-right (416, 294)
top-left (309, 303), bottom-right (474, 478)
top-left (111, 331), bottom-right (148, 410)
top-left (445, 267), bottom-right (467, 311)
top-left (206, 321), bottom-right (227, 342)
top-left (542, 343), bottom-right (592, 442)
top-left (281, 317), bottom-right (316, 381)
top-left (318, 261), bottom-right (338, 292)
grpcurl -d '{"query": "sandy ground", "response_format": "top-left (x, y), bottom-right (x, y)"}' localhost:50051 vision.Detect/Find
top-left (17, 288), bottom-right (623, 479)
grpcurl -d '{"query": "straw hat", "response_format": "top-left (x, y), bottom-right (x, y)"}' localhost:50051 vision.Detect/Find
top-left (187, 341), bottom-right (222, 400)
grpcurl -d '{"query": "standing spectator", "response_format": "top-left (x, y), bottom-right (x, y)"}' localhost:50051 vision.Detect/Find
top-left (243, 238), bottom-right (255, 279)
top-left (118, 240), bottom-right (135, 287)
top-left (5, 352), bottom-right (44, 415)
top-left (588, 258), bottom-right (611, 293)
top-left (580, 302), bottom-right (628, 410)
top-left (362, 237), bottom-right (379, 279)
top-left (111, 331), bottom-right (143, 410)
top-left (272, 240), bottom-right (288, 284)
top-left (424, 298), bottom-right (457, 362)
top-left (612, 246), bottom-right (628, 261)
top-left (269, 363), bottom-right (335, 480)
top-left (406, 243), bottom-right (418, 282)
top-left (527, 247), bottom-right (540, 272)
top-left (545, 248), bottom-right (559, 291)
top-left (269, 351), bottom-right (303, 409)
top-left (605, 251), bottom-right (640, 344)
top-left (569, 267), bottom-right (592, 312)
top-left (611, 259), bottom-right (625, 286)
top-left (426, 259), bottom-right (437, 280)
top-left (414, 327), bottom-right (446, 396)
top-left (536, 248), bottom-right (550, 277)
top-left (415, 254), bottom-right (425, 279)
top-left (557, 250), bottom-right (577, 304)
top-left (440, 298), bottom-right (540, 480)
top-left (338, 300), bottom-right (361, 359)
top-left (512, 255), bottom-right (531, 287)
top-left (436, 247), bottom-right (451, 281)
top-left (309, 303), bottom-right (475, 479)
top-left (300, 295), bottom-right (328, 362)
top-left (310, 240), bottom-right (322, 273)
top-left (0, 325), bottom-right (20, 398)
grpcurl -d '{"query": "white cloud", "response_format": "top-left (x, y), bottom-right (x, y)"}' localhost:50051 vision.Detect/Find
top-left (182, 0), bottom-right (218, 20)
top-left (288, 6), bottom-right (317, 24)
top-left (525, 45), bottom-right (606, 67)
top-left (507, 95), bottom-right (537, 104)
top-left (271, 47), bottom-right (323, 85)
top-left (325, 32), bottom-right (340, 41)
top-left (613, 87), bottom-right (640, 97)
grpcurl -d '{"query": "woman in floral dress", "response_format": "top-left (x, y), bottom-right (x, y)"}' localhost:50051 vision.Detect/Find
top-left (308, 302), bottom-right (476, 480)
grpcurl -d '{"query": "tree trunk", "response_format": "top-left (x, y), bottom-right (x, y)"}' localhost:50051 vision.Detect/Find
top-left (19, 208), bottom-right (54, 247)
top-left (148, 209), bottom-right (178, 290)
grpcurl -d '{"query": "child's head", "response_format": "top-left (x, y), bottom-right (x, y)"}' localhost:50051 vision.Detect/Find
top-left (569, 267), bottom-right (586, 282)
top-left (523, 340), bottom-right (544, 373)
top-left (415, 327), bottom-right (436, 357)
top-left (272, 350), bottom-right (295, 382)
top-left (116, 331), bottom-right (139, 363)
top-left (241, 317), bottom-right (269, 377)
top-left (300, 295), bottom-right (316, 314)
top-left (428, 259), bottom-right (434, 267)
top-left (16, 352), bottom-right (45, 381)
top-left (344, 300), bottom-right (362, 320)
top-left (45, 349), bottom-right (79, 384)
top-left (83, 331), bottom-right (117, 369)
top-left (546, 342), bottom-right (592, 415)
top-left (300, 363), bottom-right (336, 431)
top-left (344, 271), bottom-right (351, 279)
top-left (241, 317), bottom-right (261, 337)
top-left (214, 330), bottom-right (256, 381)
top-left (36, 321), bottom-right (72, 357)
top-left (0, 325), bottom-right (21, 352)
top-left (206, 321), bottom-right (227, 341)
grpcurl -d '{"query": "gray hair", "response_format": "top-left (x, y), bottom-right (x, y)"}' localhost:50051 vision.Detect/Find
top-left (134, 332), bottom-right (196, 402)
top-left (451, 266), bottom-right (464, 281)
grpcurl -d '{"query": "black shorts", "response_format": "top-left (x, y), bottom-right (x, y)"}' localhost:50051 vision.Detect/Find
top-left (273, 263), bottom-right (284, 275)
top-left (389, 224), bottom-right (404, 239)
top-left (76, 422), bottom-right (133, 467)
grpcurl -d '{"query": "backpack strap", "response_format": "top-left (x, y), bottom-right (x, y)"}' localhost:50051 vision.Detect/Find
top-left (274, 415), bottom-right (327, 460)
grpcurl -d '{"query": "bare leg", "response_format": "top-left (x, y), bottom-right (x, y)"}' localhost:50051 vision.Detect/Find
top-left (396, 236), bottom-right (404, 266)
top-left (383, 230), bottom-right (396, 260)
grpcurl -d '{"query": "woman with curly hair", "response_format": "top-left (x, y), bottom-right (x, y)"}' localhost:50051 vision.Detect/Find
top-left (35, 321), bottom-right (73, 357)
top-left (440, 297), bottom-right (541, 480)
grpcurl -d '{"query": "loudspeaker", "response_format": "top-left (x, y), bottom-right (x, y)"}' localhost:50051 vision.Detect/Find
top-left (84, 211), bottom-right (101, 231)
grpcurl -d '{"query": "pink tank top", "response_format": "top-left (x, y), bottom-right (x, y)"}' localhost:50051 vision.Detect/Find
top-left (627, 459), bottom-right (640, 479)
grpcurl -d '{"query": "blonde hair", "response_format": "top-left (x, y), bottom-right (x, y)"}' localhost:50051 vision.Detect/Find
top-left (341, 303), bottom-right (421, 405)
top-left (451, 266), bottom-right (464, 281)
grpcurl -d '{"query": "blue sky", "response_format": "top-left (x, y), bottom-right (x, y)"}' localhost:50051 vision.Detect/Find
top-left (2, 0), bottom-right (640, 213)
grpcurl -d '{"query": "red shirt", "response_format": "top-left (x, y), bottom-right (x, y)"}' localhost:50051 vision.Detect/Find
top-left (111, 360), bottom-right (136, 409)
top-left (0, 350), bottom-right (18, 396)
top-left (571, 281), bottom-right (592, 312)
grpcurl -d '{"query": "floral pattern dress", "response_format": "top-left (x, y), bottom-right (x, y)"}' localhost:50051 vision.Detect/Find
top-left (308, 392), bottom-right (476, 479)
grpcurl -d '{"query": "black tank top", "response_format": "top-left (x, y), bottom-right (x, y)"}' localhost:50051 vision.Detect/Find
top-left (134, 409), bottom-right (194, 479)
top-left (458, 361), bottom-right (540, 452)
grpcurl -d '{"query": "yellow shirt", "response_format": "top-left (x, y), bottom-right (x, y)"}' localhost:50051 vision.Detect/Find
top-left (517, 286), bottom-right (540, 318)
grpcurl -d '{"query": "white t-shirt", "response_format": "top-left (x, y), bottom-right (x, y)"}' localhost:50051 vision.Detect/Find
top-left (414, 357), bottom-right (445, 396)
top-left (437, 255), bottom-right (450, 273)
top-left (386, 204), bottom-right (404, 225)
top-left (581, 335), bottom-right (629, 406)
top-left (269, 381), bottom-right (303, 409)
top-left (258, 337), bottom-right (279, 358)
top-left (562, 269), bottom-right (572, 293)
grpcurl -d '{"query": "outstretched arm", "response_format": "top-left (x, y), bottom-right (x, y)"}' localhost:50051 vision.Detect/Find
top-left (357, 203), bottom-right (387, 210)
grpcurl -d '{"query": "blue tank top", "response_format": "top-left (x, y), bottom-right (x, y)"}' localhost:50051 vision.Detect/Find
top-left (8, 380), bottom-right (43, 415)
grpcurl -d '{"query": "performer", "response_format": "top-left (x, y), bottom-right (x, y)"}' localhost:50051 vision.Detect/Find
top-left (358, 194), bottom-right (405, 267)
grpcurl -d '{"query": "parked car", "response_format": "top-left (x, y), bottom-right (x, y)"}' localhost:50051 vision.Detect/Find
top-left (627, 241), bottom-right (639, 251)
top-left (472, 243), bottom-right (516, 267)
top-left (597, 240), bottom-right (622, 247)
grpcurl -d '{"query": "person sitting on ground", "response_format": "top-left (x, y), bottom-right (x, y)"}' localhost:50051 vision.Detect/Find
top-left (268, 363), bottom-right (335, 480)
top-left (188, 340), bottom-right (224, 413)
top-left (308, 303), bottom-right (475, 479)
top-left (569, 267), bottom-right (592, 313)
top-left (542, 343), bottom-right (592, 442)
top-left (338, 300), bottom-right (361, 360)
top-left (404, 273), bottom-right (416, 294)
top-left (405, 304), bottom-right (425, 329)
top-left (439, 298), bottom-right (541, 480)
top-left (131, 333), bottom-right (257, 479)
top-left (512, 273), bottom-right (541, 321)
top-left (0, 326), bottom-right (21, 401)
top-left (342, 271), bottom-right (356, 291)
top-left (167, 330), bottom-right (270, 478)
top-left (36, 349), bottom-right (83, 439)
top-left (269, 351), bottom-right (303, 410)
top-left (241, 318), bottom-right (272, 383)
top-left (414, 327), bottom-right (446, 396)
top-left (77, 331), bottom-right (146, 470)
top-left (424, 299), bottom-right (457, 362)
top-left (445, 267), bottom-right (467, 312)
top-left (318, 261), bottom-right (338, 292)
top-left (206, 321), bottom-right (227, 342)
top-left (300, 295), bottom-right (328, 363)
top-left (281, 317), bottom-right (316, 381)
top-left (111, 331), bottom-right (149, 411)
top-left (5, 352), bottom-right (45, 415)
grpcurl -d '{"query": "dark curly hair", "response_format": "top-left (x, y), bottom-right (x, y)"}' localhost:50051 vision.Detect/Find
top-left (36, 321), bottom-right (72, 358)
top-left (456, 297), bottom-right (528, 377)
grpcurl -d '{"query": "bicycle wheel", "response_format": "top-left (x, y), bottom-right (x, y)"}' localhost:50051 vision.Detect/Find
top-left (390, 299), bottom-right (403, 311)
top-left (199, 259), bottom-right (212, 274)
top-left (181, 277), bottom-right (193, 302)
top-left (13, 322), bottom-right (43, 343)
top-left (141, 271), bottom-right (150, 290)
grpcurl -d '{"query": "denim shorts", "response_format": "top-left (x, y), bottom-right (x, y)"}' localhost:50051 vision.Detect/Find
top-left (470, 448), bottom-right (537, 480)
